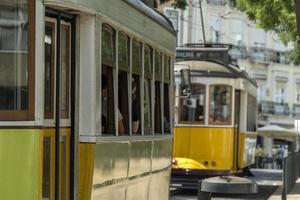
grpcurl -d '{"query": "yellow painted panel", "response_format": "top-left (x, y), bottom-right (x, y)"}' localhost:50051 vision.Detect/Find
top-left (173, 127), bottom-right (234, 170)
top-left (78, 143), bottom-right (95, 200)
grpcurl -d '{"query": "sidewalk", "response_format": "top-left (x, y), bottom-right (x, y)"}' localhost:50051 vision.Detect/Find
top-left (269, 178), bottom-right (300, 200)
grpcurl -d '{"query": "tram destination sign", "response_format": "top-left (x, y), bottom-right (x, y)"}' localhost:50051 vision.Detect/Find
top-left (176, 49), bottom-right (230, 65)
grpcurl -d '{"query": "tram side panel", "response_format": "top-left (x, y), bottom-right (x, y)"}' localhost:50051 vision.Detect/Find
top-left (78, 138), bottom-right (172, 200)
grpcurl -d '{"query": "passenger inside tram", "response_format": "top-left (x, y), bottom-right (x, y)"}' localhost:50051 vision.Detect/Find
top-left (102, 75), bottom-right (125, 135)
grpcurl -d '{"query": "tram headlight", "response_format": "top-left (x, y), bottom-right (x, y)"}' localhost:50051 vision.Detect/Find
top-left (172, 159), bottom-right (178, 166)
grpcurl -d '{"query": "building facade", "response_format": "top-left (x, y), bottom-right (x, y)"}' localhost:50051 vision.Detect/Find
top-left (158, 0), bottom-right (300, 128)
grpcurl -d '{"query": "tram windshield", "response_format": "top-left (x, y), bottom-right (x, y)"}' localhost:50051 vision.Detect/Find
top-left (209, 85), bottom-right (232, 125)
top-left (179, 83), bottom-right (205, 124)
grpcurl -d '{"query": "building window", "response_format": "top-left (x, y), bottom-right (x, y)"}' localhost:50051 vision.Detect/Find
top-left (209, 85), bottom-right (232, 125)
top-left (0, 0), bottom-right (35, 120)
top-left (275, 81), bottom-right (287, 104)
top-left (296, 83), bottom-right (300, 104)
top-left (179, 84), bottom-right (205, 124)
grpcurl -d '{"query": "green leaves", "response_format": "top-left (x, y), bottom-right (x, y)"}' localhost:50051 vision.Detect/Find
top-left (234, 0), bottom-right (300, 63)
top-left (156, 0), bottom-right (188, 9)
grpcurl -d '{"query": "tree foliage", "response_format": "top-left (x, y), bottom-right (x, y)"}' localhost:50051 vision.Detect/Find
top-left (233, 0), bottom-right (300, 63)
top-left (155, 0), bottom-right (188, 9)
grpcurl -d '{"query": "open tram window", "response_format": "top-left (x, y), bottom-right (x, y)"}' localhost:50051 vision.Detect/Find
top-left (247, 94), bottom-right (257, 132)
top-left (44, 22), bottom-right (55, 119)
top-left (132, 39), bottom-right (142, 135)
top-left (209, 85), bottom-right (232, 125)
top-left (163, 55), bottom-right (171, 133)
top-left (154, 51), bottom-right (163, 134)
top-left (0, 0), bottom-right (35, 120)
top-left (179, 83), bottom-right (205, 124)
top-left (144, 45), bottom-right (153, 135)
top-left (101, 24), bottom-right (116, 135)
top-left (118, 32), bottom-right (130, 135)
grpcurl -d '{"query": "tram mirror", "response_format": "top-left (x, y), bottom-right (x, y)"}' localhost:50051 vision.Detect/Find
top-left (180, 69), bottom-right (191, 96)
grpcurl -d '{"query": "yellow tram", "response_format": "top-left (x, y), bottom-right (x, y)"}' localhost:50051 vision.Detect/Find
top-left (172, 44), bottom-right (258, 187)
top-left (0, 1), bottom-right (175, 200)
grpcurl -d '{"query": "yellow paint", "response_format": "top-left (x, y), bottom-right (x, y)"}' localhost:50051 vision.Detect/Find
top-left (173, 127), bottom-right (234, 171)
top-left (78, 143), bottom-right (95, 200)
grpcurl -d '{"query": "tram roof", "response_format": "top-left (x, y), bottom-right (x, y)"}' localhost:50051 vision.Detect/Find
top-left (125, 0), bottom-right (176, 35)
top-left (175, 60), bottom-right (257, 87)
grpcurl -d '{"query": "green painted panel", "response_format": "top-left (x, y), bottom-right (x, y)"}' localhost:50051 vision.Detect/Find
top-left (93, 142), bottom-right (129, 187)
top-left (128, 141), bottom-right (152, 177)
top-left (151, 139), bottom-right (172, 171)
top-left (0, 130), bottom-right (40, 200)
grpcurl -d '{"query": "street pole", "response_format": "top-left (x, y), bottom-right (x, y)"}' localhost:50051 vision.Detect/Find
top-left (199, 0), bottom-right (206, 44)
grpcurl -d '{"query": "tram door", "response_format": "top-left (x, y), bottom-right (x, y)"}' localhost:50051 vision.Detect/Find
top-left (233, 90), bottom-right (241, 171)
top-left (44, 15), bottom-right (74, 200)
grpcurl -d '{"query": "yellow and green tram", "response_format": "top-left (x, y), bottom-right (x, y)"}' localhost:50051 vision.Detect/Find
top-left (0, 0), bottom-right (175, 200)
top-left (172, 44), bottom-right (257, 188)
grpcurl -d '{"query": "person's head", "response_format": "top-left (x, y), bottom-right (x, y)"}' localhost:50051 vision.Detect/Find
top-left (102, 75), bottom-right (107, 97)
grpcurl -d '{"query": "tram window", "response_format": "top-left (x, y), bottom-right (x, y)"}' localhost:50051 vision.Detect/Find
top-left (102, 25), bottom-right (115, 66)
top-left (42, 137), bottom-right (51, 200)
top-left (101, 66), bottom-right (115, 135)
top-left (118, 71), bottom-right (129, 135)
top-left (155, 51), bottom-right (162, 81)
top-left (118, 32), bottom-right (129, 71)
top-left (247, 94), bottom-right (257, 132)
top-left (209, 85), bottom-right (232, 125)
top-left (132, 40), bottom-right (142, 74)
top-left (44, 22), bottom-right (55, 119)
top-left (60, 24), bottom-right (71, 119)
top-left (144, 78), bottom-right (152, 134)
top-left (0, 1), bottom-right (34, 117)
top-left (144, 45), bottom-right (153, 134)
top-left (154, 82), bottom-right (162, 134)
top-left (179, 84), bottom-right (205, 124)
top-left (164, 55), bottom-right (171, 83)
top-left (164, 84), bottom-right (170, 133)
top-left (132, 75), bottom-right (141, 135)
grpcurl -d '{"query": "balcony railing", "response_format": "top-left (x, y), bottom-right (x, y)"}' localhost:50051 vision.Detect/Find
top-left (248, 47), bottom-right (290, 64)
top-left (259, 101), bottom-right (274, 115)
top-left (259, 101), bottom-right (290, 116)
top-left (274, 102), bottom-right (290, 115)
top-left (294, 104), bottom-right (300, 117)
top-left (206, 0), bottom-right (226, 6)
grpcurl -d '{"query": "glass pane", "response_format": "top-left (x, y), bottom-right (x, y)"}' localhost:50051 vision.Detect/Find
top-left (118, 33), bottom-right (129, 71)
top-left (144, 45), bottom-right (152, 77)
top-left (0, 1), bottom-right (29, 110)
top-left (144, 78), bottom-right (152, 134)
top-left (164, 84), bottom-right (170, 133)
top-left (209, 85), bottom-right (232, 124)
top-left (132, 75), bottom-right (141, 134)
top-left (179, 84), bottom-right (205, 123)
top-left (44, 23), bottom-right (55, 118)
top-left (60, 25), bottom-right (70, 119)
top-left (118, 70), bottom-right (129, 135)
top-left (154, 81), bottom-right (162, 134)
top-left (42, 137), bottom-right (51, 200)
top-left (102, 26), bottom-right (114, 66)
top-left (132, 40), bottom-right (141, 74)
top-left (155, 51), bottom-right (162, 81)
top-left (102, 66), bottom-right (115, 135)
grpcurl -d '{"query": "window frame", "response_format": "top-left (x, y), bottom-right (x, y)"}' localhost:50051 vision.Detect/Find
top-left (208, 84), bottom-right (233, 125)
top-left (0, 0), bottom-right (35, 121)
top-left (178, 83), bottom-right (206, 125)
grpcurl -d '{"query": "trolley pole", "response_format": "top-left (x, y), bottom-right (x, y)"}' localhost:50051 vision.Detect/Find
top-left (199, 0), bottom-right (206, 44)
